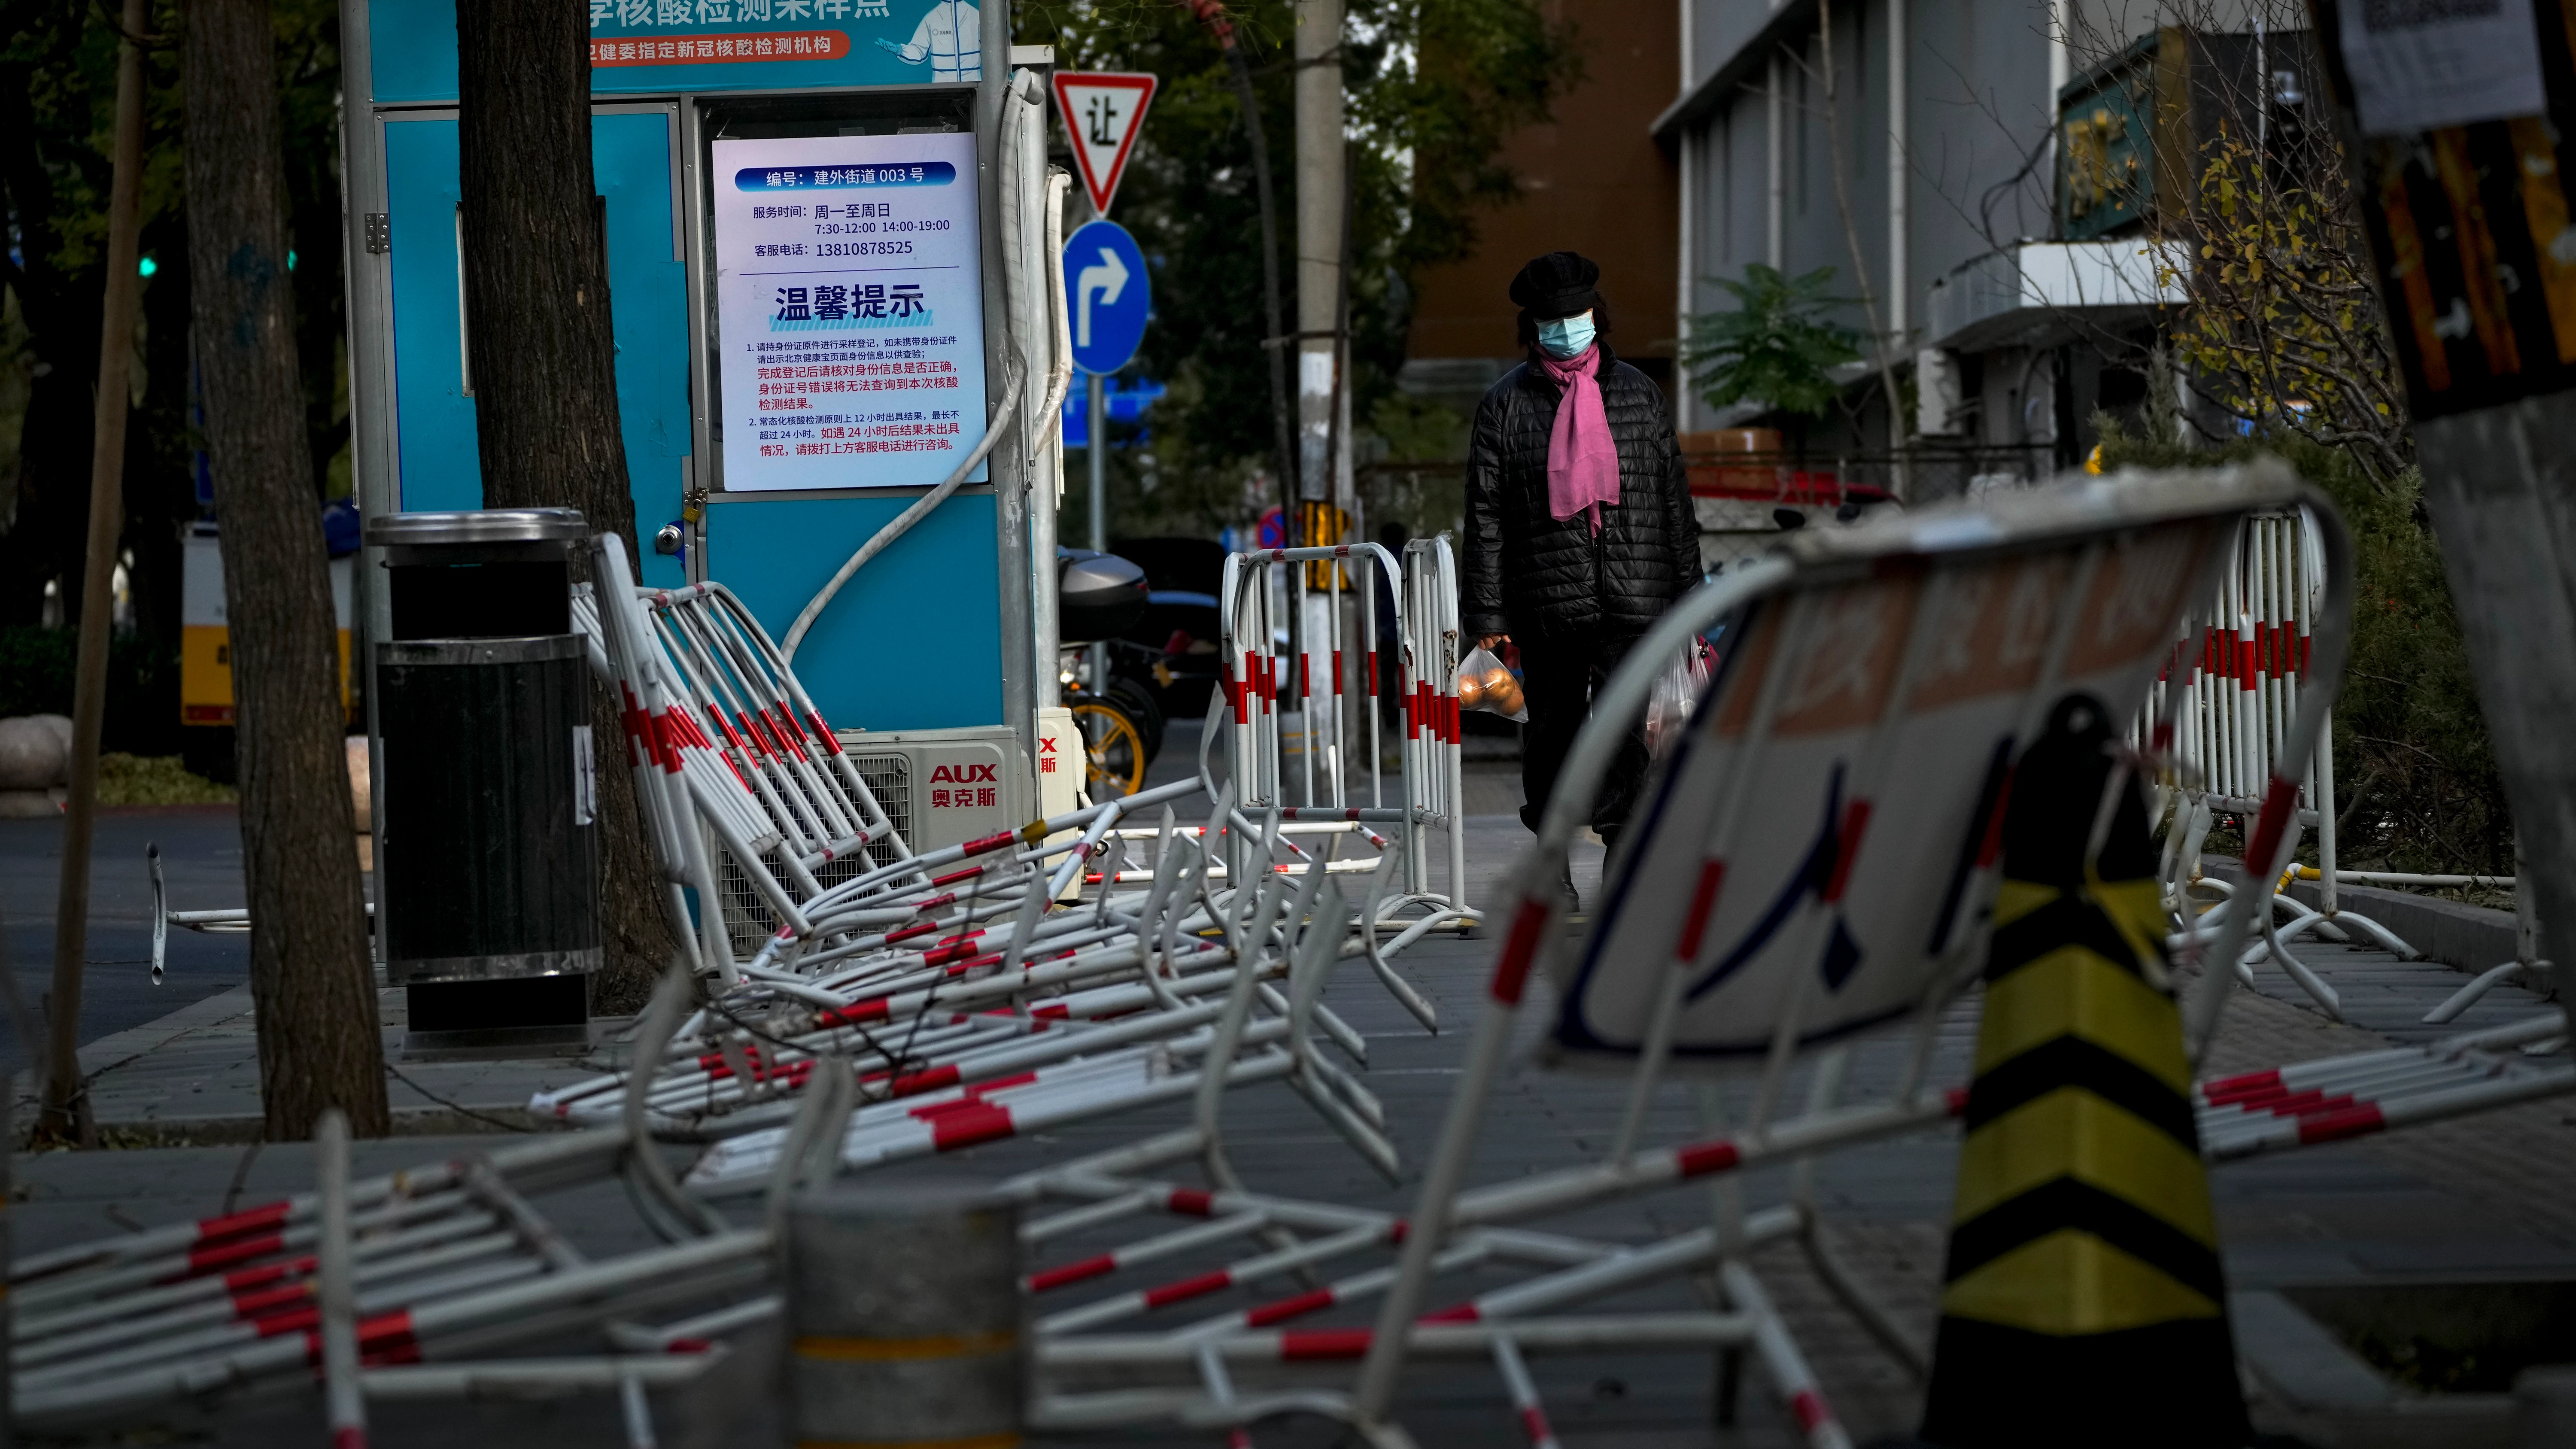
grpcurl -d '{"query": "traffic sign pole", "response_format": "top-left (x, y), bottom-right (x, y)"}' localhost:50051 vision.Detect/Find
top-left (1088, 376), bottom-right (1107, 556)
top-left (1088, 375), bottom-right (1107, 695)
top-left (1050, 73), bottom-right (1156, 698)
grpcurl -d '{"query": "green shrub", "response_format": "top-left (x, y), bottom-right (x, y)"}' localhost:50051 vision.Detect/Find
top-left (1681, 264), bottom-right (1863, 420)
top-left (0, 627), bottom-right (185, 757)
top-left (96, 754), bottom-right (236, 807)
top-left (0, 628), bottom-right (79, 719)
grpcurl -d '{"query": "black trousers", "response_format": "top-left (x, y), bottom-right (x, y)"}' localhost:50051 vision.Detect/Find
top-left (1516, 631), bottom-right (1650, 841)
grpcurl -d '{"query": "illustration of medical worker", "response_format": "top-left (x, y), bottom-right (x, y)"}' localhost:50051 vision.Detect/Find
top-left (876, 0), bottom-right (979, 82)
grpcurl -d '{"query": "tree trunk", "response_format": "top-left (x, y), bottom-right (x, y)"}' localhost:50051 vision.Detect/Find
top-left (184, 0), bottom-right (390, 1139)
top-left (455, 0), bottom-right (671, 1010)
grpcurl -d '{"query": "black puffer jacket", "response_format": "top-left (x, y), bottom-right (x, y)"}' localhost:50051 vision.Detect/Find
top-left (1461, 343), bottom-right (1698, 642)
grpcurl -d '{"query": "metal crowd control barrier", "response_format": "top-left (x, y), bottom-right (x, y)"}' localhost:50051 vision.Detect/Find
top-left (541, 533), bottom-right (1445, 1443)
top-left (640, 579), bottom-right (917, 956)
top-left (1012, 464), bottom-right (2569, 1444)
top-left (1018, 471), bottom-right (2560, 1448)
top-left (2139, 508), bottom-right (2416, 1018)
top-left (1212, 536), bottom-right (1473, 951)
top-left (1402, 535), bottom-right (1469, 925)
top-left (527, 786), bottom-right (1407, 1194)
top-left (2154, 495), bottom-right (2573, 1150)
top-left (572, 574), bottom-right (921, 975)
top-left (574, 532), bottom-right (1425, 1182)
top-left (2196, 1010), bottom-right (2572, 1161)
top-left (47, 499), bottom-right (2563, 1441)
top-left (1018, 465), bottom-right (2319, 1446)
top-left (146, 844), bottom-right (371, 985)
top-left (7, 1129), bottom-right (769, 1440)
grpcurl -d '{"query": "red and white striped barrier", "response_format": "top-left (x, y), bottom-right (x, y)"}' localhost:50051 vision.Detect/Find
top-left (1215, 537), bottom-right (1474, 950)
top-left (2142, 509), bottom-right (2419, 1019)
top-left (530, 641), bottom-right (1421, 1209)
top-left (1012, 465), bottom-right (2336, 1448)
top-left (2196, 1011), bottom-right (2572, 1160)
top-left (7, 1131), bottom-right (760, 1439)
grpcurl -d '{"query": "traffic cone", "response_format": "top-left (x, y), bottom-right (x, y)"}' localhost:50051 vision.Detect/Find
top-left (1918, 693), bottom-right (2250, 1447)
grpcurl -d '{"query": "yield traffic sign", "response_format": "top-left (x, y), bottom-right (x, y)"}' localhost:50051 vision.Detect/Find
top-left (1063, 219), bottom-right (1149, 376)
top-left (1051, 71), bottom-right (1157, 217)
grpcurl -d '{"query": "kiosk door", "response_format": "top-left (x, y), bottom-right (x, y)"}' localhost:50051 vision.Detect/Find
top-left (380, 105), bottom-right (693, 588)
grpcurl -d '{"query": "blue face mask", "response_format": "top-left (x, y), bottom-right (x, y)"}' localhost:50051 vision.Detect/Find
top-left (1536, 310), bottom-right (1596, 359)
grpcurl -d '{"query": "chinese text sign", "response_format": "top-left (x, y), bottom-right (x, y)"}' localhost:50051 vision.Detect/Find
top-left (711, 131), bottom-right (988, 491)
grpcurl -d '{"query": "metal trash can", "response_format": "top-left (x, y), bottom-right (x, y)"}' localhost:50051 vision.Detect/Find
top-left (365, 508), bottom-right (598, 1054)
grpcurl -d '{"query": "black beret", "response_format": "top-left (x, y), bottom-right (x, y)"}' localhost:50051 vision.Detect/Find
top-left (1508, 251), bottom-right (1601, 319)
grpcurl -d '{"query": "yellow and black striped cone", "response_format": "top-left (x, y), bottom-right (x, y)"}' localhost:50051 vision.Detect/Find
top-left (1918, 693), bottom-right (2249, 1447)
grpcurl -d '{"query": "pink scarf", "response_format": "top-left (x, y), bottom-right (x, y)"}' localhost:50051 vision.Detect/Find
top-left (1536, 345), bottom-right (1619, 535)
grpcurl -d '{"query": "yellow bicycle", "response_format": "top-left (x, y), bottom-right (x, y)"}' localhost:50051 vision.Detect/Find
top-left (1067, 697), bottom-right (1146, 799)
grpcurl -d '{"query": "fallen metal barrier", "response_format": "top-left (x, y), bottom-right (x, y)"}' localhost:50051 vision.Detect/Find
top-left (8, 1129), bottom-right (765, 1440)
top-left (571, 577), bottom-right (926, 978)
top-left (35, 480), bottom-right (2570, 1446)
top-left (146, 844), bottom-right (373, 986)
top-left (2196, 1011), bottom-right (2573, 1161)
top-left (576, 532), bottom-right (1428, 1184)
top-left (626, 578), bottom-right (915, 948)
top-left (1005, 463), bottom-right (2564, 1447)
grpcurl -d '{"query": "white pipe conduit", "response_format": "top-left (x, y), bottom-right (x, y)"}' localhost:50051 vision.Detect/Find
top-left (783, 69), bottom-right (1051, 661)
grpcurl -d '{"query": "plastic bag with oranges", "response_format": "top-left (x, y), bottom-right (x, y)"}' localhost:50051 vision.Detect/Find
top-left (1453, 645), bottom-right (1527, 723)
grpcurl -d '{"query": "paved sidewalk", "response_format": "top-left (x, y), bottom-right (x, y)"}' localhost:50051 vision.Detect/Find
top-left (6, 982), bottom-right (616, 1141)
top-left (10, 715), bottom-right (2571, 1445)
top-left (12, 919), bottom-right (2563, 1446)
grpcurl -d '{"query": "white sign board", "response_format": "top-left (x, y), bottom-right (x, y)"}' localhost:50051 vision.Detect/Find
top-left (1051, 71), bottom-right (1157, 217)
top-left (1556, 519), bottom-right (2224, 1062)
top-left (711, 131), bottom-right (987, 492)
top-left (2337, 0), bottom-right (2547, 136)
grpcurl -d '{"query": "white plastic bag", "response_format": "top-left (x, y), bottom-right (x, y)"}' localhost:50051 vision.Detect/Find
top-left (1454, 645), bottom-right (1528, 724)
top-left (1643, 638), bottom-right (1712, 757)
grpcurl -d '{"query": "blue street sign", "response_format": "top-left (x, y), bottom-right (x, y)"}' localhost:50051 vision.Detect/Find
top-left (1062, 374), bottom-right (1167, 447)
top-left (1063, 219), bottom-right (1149, 376)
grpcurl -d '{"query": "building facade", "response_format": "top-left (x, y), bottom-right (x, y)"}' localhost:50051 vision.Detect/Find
top-left (1659, 1), bottom-right (2298, 500)
top-left (1401, 0), bottom-right (1683, 410)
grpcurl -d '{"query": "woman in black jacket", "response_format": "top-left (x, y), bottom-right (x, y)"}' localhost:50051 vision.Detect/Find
top-left (1462, 251), bottom-right (1700, 852)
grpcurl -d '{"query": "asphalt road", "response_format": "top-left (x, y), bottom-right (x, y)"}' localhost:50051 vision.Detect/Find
top-left (0, 807), bottom-right (252, 1078)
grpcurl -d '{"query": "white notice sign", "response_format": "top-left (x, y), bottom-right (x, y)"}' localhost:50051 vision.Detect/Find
top-left (711, 131), bottom-right (987, 491)
top-left (2338, 0), bottom-right (2548, 136)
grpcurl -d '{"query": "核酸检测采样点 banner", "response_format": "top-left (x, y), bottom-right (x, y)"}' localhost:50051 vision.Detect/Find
top-left (712, 130), bottom-right (987, 492)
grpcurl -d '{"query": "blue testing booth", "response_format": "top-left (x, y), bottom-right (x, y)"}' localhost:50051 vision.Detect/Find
top-left (343, 0), bottom-right (1066, 861)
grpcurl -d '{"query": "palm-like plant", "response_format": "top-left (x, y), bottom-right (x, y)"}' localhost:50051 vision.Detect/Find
top-left (1681, 264), bottom-right (1863, 419)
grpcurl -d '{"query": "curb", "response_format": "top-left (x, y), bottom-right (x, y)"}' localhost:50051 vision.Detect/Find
top-left (64, 1105), bottom-right (559, 1147)
top-left (2203, 857), bottom-right (2548, 992)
